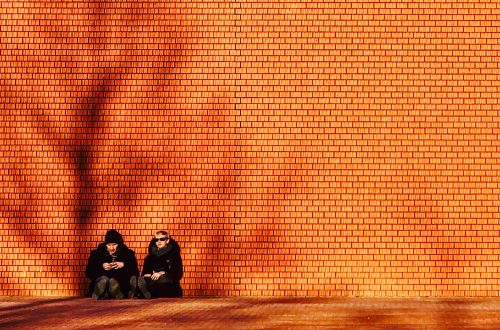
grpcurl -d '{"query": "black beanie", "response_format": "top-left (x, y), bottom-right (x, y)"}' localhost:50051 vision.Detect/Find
top-left (104, 229), bottom-right (123, 244)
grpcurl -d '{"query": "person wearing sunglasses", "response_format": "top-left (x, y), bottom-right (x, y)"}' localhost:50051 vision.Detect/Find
top-left (129, 230), bottom-right (183, 298)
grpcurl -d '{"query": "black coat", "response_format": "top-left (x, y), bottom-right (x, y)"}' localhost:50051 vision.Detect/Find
top-left (85, 243), bottom-right (139, 296)
top-left (141, 238), bottom-right (183, 297)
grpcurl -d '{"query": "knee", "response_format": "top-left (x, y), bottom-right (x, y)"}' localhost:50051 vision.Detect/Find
top-left (154, 274), bottom-right (172, 284)
top-left (96, 275), bottom-right (110, 284)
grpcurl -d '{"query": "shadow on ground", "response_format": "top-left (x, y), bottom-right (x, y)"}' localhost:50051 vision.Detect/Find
top-left (0, 296), bottom-right (499, 329)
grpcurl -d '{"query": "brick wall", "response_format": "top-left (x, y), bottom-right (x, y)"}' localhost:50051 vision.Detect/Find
top-left (1, 0), bottom-right (499, 297)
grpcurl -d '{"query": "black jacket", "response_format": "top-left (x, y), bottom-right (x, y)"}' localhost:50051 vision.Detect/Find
top-left (85, 242), bottom-right (139, 295)
top-left (141, 238), bottom-right (183, 297)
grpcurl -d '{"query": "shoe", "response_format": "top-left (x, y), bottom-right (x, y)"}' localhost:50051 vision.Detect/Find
top-left (128, 276), bottom-right (138, 298)
top-left (92, 277), bottom-right (107, 299)
top-left (109, 278), bottom-right (124, 299)
top-left (138, 277), bottom-right (151, 299)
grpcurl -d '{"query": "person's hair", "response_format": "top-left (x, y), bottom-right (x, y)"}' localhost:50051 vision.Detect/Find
top-left (155, 230), bottom-right (170, 239)
top-left (105, 229), bottom-right (123, 245)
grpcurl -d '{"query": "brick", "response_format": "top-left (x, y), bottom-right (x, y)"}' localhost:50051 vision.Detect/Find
top-left (0, 0), bottom-right (499, 297)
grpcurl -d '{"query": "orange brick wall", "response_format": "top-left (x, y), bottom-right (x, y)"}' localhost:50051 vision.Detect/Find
top-left (1, 0), bottom-right (499, 297)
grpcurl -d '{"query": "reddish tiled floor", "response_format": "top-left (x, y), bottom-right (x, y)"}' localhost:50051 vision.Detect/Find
top-left (0, 296), bottom-right (499, 329)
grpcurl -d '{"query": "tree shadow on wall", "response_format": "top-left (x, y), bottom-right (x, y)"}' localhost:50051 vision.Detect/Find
top-left (0, 0), bottom-right (205, 297)
top-left (0, 0), bottom-right (254, 299)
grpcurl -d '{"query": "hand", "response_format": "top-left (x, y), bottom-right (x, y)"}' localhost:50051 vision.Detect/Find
top-left (103, 263), bottom-right (113, 271)
top-left (113, 262), bottom-right (124, 269)
top-left (151, 271), bottom-right (165, 280)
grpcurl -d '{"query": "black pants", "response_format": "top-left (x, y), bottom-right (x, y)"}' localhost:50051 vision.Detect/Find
top-left (144, 275), bottom-right (182, 298)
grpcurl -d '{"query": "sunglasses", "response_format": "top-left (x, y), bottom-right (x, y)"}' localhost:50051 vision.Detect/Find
top-left (154, 237), bottom-right (168, 242)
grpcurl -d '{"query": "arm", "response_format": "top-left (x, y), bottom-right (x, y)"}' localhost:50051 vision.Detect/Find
top-left (141, 255), bottom-right (154, 277)
top-left (124, 250), bottom-right (139, 277)
top-left (153, 251), bottom-right (183, 282)
top-left (85, 250), bottom-right (101, 279)
top-left (170, 249), bottom-right (183, 282)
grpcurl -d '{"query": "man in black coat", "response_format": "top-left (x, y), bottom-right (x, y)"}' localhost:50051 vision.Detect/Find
top-left (85, 229), bottom-right (139, 299)
top-left (130, 230), bottom-right (183, 298)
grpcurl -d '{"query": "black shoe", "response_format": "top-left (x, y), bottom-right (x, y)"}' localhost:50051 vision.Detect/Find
top-left (92, 278), bottom-right (107, 299)
top-left (109, 278), bottom-right (124, 299)
top-left (129, 276), bottom-right (138, 298)
top-left (138, 277), bottom-right (151, 299)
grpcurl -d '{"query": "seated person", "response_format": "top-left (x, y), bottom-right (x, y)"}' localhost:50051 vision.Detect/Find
top-left (130, 230), bottom-right (183, 298)
top-left (85, 229), bottom-right (139, 299)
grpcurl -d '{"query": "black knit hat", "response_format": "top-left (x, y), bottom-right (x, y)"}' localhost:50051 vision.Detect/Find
top-left (104, 229), bottom-right (123, 244)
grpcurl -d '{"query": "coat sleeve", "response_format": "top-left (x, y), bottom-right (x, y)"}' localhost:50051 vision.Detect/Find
top-left (170, 246), bottom-right (183, 282)
top-left (85, 250), bottom-right (101, 280)
top-left (141, 255), bottom-right (154, 276)
top-left (124, 250), bottom-right (140, 277)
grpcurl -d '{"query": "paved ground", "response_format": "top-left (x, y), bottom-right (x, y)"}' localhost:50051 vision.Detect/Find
top-left (0, 296), bottom-right (499, 329)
